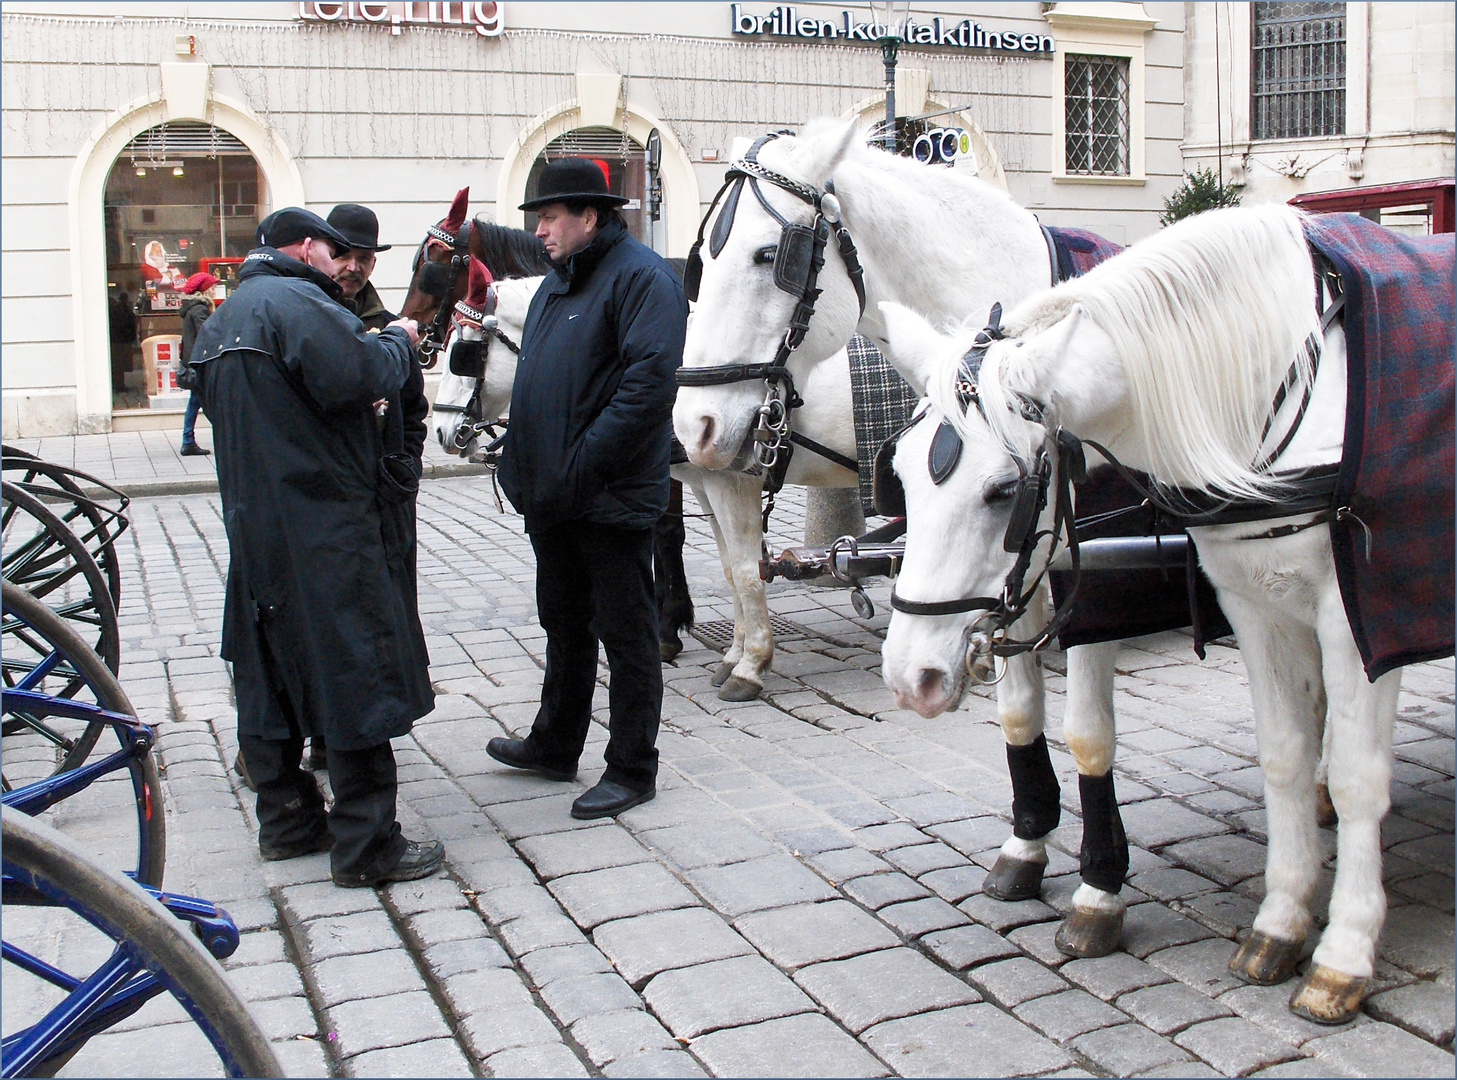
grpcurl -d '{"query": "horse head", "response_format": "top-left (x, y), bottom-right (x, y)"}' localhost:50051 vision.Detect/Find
top-left (399, 186), bottom-right (472, 368)
top-left (674, 120), bottom-right (868, 469)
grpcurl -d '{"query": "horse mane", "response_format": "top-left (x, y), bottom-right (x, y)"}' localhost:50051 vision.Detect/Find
top-left (974, 204), bottom-right (1321, 500)
top-left (472, 218), bottom-right (554, 278)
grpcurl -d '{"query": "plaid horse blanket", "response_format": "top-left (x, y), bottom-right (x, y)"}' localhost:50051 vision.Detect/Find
top-left (850, 334), bottom-right (921, 512)
top-left (1045, 226), bottom-right (1125, 281)
top-left (1304, 214), bottom-right (1456, 679)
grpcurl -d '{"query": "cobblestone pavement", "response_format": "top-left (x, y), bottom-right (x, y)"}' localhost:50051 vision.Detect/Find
top-left (4, 475), bottom-right (1452, 1078)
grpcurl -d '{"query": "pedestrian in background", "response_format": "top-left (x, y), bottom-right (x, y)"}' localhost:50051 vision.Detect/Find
top-left (489, 159), bottom-right (687, 819)
top-left (188, 206), bottom-right (443, 888)
top-left (177, 271), bottom-right (217, 457)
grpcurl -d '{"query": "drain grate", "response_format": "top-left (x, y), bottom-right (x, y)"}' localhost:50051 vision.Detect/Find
top-left (689, 615), bottom-right (807, 652)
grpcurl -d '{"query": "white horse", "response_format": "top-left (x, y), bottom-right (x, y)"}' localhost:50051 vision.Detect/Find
top-left (877, 203), bottom-right (1453, 1024)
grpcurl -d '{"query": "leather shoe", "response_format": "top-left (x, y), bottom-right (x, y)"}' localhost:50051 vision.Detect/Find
top-left (571, 781), bottom-right (655, 820)
top-left (180, 443), bottom-right (211, 456)
top-left (333, 838), bottom-right (445, 888)
top-left (486, 737), bottom-right (576, 782)
top-left (260, 828), bottom-right (331, 862)
top-left (232, 749), bottom-right (257, 793)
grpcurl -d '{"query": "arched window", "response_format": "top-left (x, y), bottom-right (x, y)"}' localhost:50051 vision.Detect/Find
top-left (523, 127), bottom-right (650, 246)
top-left (104, 122), bottom-right (263, 408)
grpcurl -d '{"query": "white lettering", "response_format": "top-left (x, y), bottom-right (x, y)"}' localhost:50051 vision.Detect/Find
top-left (714, 6), bottom-right (1055, 54)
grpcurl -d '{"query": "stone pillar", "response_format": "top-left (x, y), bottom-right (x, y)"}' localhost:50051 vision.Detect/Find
top-left (803, 487), bottom-right (865, 546)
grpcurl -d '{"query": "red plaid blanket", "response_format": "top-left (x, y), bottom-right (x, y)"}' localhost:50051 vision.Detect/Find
top-left (1304, 214), bottom-right (1456, 679)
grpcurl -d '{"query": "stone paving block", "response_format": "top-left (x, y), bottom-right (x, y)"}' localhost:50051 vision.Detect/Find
top-left (884, 791), bottom-right (986, 827)
top-left (570, 1008), bottom-right (678, 1067)
top-left (922, 924), bottom-right (1023, 970)
top-left (443, 965), bottom-right (536, 1015)
top-left (421, 935), bottom-right (512, 980)
top-left (796, 947), bottom-right (980, 1032)
top-left (457, 1004), bottom-right (562, 1058)
top-left (1117, 981), bottom-right (1234, 1035)
top-left (244, 993), bottom-right (317, 1040)
top-left (1175, 1015), bottom-right (1303, 1075)
top-left (227, 960), bottom-right (305, 1002)
top-left (521, 942), bottom-right (614, 988)
top-left (486, 1042), bottom-right (591, 1078)
top-left (883, 841), bottom-right (969, 877)
top-left (1366, 981), bottom-right (1456, 1045)
top-left (862, 1003), bottom-right (1073, 1076)
top-left (1013, 988), bottom-right (1128, 1042)
top-left (853, 822), bottom-right (930, 852)
top-left (1184, 890), bottom-right (1263, 939)
top-left (1218, 983), bottom-right (1369, 1048)
top-left (968, 956), bottom-right (1071, 1008)
top-left (876, 896), bottom-right (971, 938)
top-left (927, 815), bottom-right (1013, 858)
top-left (690, 1012), bottom-right (890, 1078)
top-left (475, 884), bottom-right (566, 924)
top-left (1247, 1058), bottom-right (1346, 1077)
top-left (1062, 950), bottom-right (1174, 1001)
top-left (639, 820), bottom-right (780, 869)
top-left (1306, 1020), bottom-right (1457, 1078)
top-left (919, 863), bottom-right (989, 903)
top-left (1146, 938), bottom-right (1243, 997)
top-left (957, 892), bottom-right (1058, 933)
top-left (516, 825), bottom-right (653, 879)
top-left (734, 899), bottom-right (899, 969)
top-left (841, 871), bottom-right (931, 910)
top-left (1120, 901), bottom-right (1218, 958)
top-left (409, 906), bottom-right (490, 946)
top-left (1163, 834), bottom-right (1270, 886)
top-left (1006, 920), bottom-right (1073, 967)
top-left (327, 989), bottom-right (452, 1059)
top-left (548, 863), bottom-right (699, 929)
top-left (774, 825), bottom-right (856, 857)
top-left (312, 948), bottom-right (428, 1008)
top-left (593, 907), bottom-right (754, 986)
top-left (497, 911), bottom-right (589, 956)
top-left (601, 1049), bottom-right (709, 1077)
top-left (1133, 1063), bottom-right (1223, 1078)
top-left (281, 881), bottom-right (383, 923)
top-left (1380, 905), bottom-right (1456, 978)
top-left (1128, 867), bottom-right (1224, 902)
top-left (1117, 799), bottom-right (1232, 849)
top-left (486, 794), bottom-right (606, 839)
top-left (384, 876), bottom-right (471, 917)
top-left (687, 855), bottom-right (839, 918)
top-left (643, 955), bottom-right (817, 1039)
top-left (539, 971), bottom-right (642, 1026)
top-left (1071, 1023), bottom-right (1193, 1076)
top-left (347, 1038), bottom-right (474, 1077)
top-left (224, 929), bottom-right (287, 969)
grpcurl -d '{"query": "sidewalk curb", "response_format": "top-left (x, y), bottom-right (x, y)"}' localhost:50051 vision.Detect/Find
top-left (78, 460), bottom-right (491, 500)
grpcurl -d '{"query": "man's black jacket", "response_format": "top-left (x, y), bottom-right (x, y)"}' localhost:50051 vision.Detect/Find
top-left (498, 219), bottom-right (687, 532)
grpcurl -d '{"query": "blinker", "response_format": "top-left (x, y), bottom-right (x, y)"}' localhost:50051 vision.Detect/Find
top-left (928, 420), bottom-right (963, 485)
top-left (773, 224), bottom-right (818, 296)
top-left (682, 245), bottom-right (703, 302)
top-left (449, 339), bottom-right (487, 380)
top-left (418, 260), bottom-right (453, 298)
top-left (1003, 473), bottom-right (1043, 553)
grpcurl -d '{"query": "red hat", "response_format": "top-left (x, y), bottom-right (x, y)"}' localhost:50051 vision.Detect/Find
top-left (180, 272), bottom-right (220, 295)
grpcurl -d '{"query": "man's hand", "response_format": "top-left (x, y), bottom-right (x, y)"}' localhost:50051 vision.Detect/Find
top-left (387, 318), bottom-right (422, 348)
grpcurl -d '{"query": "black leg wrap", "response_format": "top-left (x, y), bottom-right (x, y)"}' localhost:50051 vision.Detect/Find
top-left (1007, 735), bottom-right (1061, 840)
top-left (1078, 770), bottom-right (1129, 893)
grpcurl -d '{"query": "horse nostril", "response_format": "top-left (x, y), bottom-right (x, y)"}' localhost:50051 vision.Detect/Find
top-left (698, 416), bottom-right (716, 452)
top-left (917, 668), bottom-right (946, 700)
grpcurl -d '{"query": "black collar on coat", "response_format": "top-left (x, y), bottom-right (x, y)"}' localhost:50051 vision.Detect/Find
top-left (552, 219), bottom-right (627, 289)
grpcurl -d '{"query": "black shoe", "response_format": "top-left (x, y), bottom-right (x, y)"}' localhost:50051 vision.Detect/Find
top-left (180, 443), bottom-right (211, 457)
top-left (233, 750), bottom-right (257, 793)
top-left (486, 737), bottom-right (576, 782)
top-left (260, 829), bottom-right (331, 862)
top-left (308, 739), bottom-right (328, 771)
top-left (571, 781), bottom-right (655, 820)
top-left (332, 839), bottom-right (445, 888)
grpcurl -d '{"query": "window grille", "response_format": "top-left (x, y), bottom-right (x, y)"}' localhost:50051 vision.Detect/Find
top-left (1065, 55), bottom-right (1130, 176)
top-left (541, 127), bottom-right (642, 162)
top-left (1252, 2), bottom-right (1346, 140)
top-left (122, 122), bottom-right (251, 162)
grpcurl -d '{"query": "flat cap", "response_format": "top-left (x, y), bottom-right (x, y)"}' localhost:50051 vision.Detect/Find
top-left (256, 207), bottom-right (351, 251)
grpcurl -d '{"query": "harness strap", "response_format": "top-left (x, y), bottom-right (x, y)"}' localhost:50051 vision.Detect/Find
top-left (788, 431), bottom-right (858, 474)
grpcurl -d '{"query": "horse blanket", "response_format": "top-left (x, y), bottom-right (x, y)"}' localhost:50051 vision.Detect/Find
top-left (1045, 226), bottom-right (1126, 282)
top-left (850, 334), bottom-right (921, 513)
top-left (1304, 213), bottom-right (1455, 679)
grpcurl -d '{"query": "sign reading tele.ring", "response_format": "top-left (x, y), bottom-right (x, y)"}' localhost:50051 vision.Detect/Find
top-left (298, 2), bottom-right (503, 37)
top-left (730, 4), bottom-right (1054, 54)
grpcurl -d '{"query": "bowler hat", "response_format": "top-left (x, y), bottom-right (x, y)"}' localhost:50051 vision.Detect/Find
top-left (519, 158), bottom-right (629, 212)
top-left (255, 207), bottom-right (351, 251)
top-left (327, 203), bottom-right (392, 252)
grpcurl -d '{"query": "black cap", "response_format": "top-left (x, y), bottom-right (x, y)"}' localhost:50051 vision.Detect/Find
top-left (519, 158), bottom-right (630, 212)
top-left (326, 203), bottom-right (392, 252)
top-left (255, 207), bottom-right (352, 251)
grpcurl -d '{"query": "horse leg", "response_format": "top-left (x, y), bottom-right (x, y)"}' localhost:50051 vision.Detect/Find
top-left (697, 470), bottom-right (774, 701)
top-left (985, 627), bottom-right (1057, 902)
top-left (1315, 713), bottom-right (1338, 828)
top-left (1054, 641), bottom-right (1128, 958)
top-left (1289, 590), bottom-right (1400, 1025)
top-left (654, 480), bottom-right (693, 662)
top-left (1218, 596), bottom-right (1325, 989)
top-left (686, 474), bottom-right (746, 681)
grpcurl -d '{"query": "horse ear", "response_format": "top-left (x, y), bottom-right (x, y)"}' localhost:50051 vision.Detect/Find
top-left (779, 119), bottom-right (863, 187)
top-left (878, 301), bottom-right (946, 396)
top-left (464, 258), bottom-right (493, 307)
top-left (445, 187), bottom-right (470, 231)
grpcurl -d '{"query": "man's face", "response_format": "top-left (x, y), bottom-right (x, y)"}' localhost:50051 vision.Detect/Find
top-left (334, 248), bottom-right (376, 300)
top-left (303, 236), bottom-right (344, 277)
top-left (535, 204), bottom-right (597, 263)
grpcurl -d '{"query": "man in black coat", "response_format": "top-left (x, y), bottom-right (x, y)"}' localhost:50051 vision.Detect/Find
top-left (189, 207), bottom-right (443, 888)
top-left (490, 159), bottom-right (687, 819)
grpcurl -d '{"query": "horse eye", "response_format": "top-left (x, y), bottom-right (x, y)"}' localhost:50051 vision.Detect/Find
top-left (753, 245), bottom-right (776, 265)
top-left (984, 479), bottom-right (1019, 504)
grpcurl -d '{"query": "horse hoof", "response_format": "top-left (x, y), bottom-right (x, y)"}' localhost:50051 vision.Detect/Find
top-left (1289, 965), bottom-right (1367, 1025)
top-left (711, 661), bottom-right (735, 687)
top-left (1315, 782), bottom-right (1338, 828)
top-left (717, 676), bottom-right (762, 702)
top-left (1230, 931), bottom-right (1304, 986)
top-left (982, 855), bottom-right (1045, 902)
top-left (1055, 907), bottom-right (1124, 959)
top-left (660, 637), bottom-right (683, 663)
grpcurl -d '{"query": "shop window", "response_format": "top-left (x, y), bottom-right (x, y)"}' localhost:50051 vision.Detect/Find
top-left (524, 127), bottom-right (649, 245)
top-left (104, 122), bottom-right (263, 408)
top-left (1064, 54), bottom-right (1130, 176)
top-left (1252, 1), bottom-right (1346, 140)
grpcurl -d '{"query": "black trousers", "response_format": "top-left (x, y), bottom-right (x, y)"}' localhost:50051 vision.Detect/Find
top-left (526, 520), bottom-right (661, 791)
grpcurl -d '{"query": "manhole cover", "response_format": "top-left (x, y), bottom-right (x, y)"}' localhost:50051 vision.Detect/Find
top-left (689, 615), bottom-right (806, 652)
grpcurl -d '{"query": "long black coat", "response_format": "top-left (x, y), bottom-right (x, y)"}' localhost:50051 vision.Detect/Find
top-left (498, 220), bottom-right (686, 532)
top-left (190, 248), bottom-right (433, 749)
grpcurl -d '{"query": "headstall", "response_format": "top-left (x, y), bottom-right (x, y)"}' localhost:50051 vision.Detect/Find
top-left (431, 268), bottom-right (521, 461)
top-left (412, 220), bottom-right (473, 365)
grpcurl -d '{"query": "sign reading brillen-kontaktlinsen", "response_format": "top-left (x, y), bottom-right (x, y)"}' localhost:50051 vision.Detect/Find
top-left (730, 4), bottom-right (1054, 53)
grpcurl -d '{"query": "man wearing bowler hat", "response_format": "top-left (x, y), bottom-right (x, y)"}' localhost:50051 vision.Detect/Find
top-left (187, 207), bottom-right (443, 887)
top-left (326, 203), bottom-right (396, 331)
top-left (489, 158), bottom-right (687, 819)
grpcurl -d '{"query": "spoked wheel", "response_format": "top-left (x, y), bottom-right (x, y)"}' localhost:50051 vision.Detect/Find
top-left (2, 808), bottom-right (283, 1079)
top-left (1, 582), bottom-right (164, 887)
top-left (2, 481), bottom-right (120, 677)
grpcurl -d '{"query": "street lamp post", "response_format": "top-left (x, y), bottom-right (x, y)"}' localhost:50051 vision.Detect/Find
top-left (870, 0), bottom-right (911, 154)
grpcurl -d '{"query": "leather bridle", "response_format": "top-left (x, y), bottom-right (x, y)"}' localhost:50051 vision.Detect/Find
top-left (412, 220), bottom-right (473, 366)
top-left (431, 273), bottom-right (521, 460)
